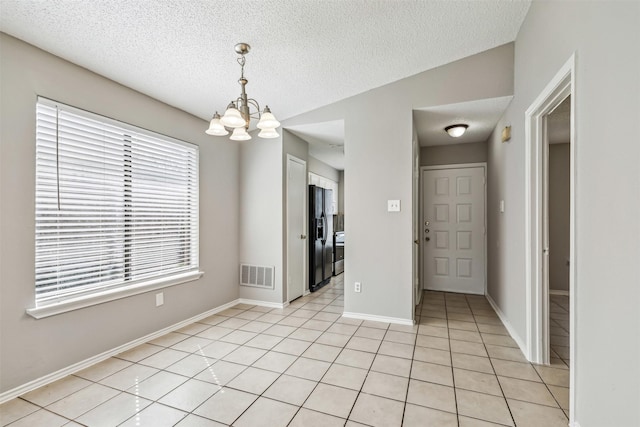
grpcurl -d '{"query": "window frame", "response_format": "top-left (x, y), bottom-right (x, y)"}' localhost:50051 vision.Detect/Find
top-left (28, 98), bottom-right (203, 319)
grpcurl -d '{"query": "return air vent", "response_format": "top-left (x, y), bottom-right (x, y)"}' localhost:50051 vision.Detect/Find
top-left (240, 264), bottom-right (275, 289)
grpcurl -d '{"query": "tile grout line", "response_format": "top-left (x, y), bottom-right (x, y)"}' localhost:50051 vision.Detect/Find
top-left (446, 294), bottom-right (462, 427)
top-left (8, 280), bottom-right (571, 427)
top-left (472, 292), bottom-right (518, 427)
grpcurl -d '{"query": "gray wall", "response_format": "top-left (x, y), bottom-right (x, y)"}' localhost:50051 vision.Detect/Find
top-left (308, 155), bottom-right (340, 183)
top-left (420, 141), bottom-right (487, 166)
top-left (486, 2), bottom-right (639, 424)
top-left (0, 34), bottom-right (240, 393)
top-left (283, 44), bottom-right (514, 322)
top-left (549, 143), bottom-right (570, 292)
top-left (238, 133), bottom-right (284, 303)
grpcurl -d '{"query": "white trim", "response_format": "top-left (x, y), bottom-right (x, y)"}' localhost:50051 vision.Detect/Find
top-left (420, 163), bottom-right (488, 295)
top-left (421, 162), bottom-right (487, 171)
top-left (27, 271), bottom-right (204, 319)
top-left (307, 171), bottom-right (338, 186)
top-left (486, 293), bottom-right (528, 357)
top-left (570, 422), bottom-right (581, 427)
top-left (424, 288), bottom-right (485, 296)
top-left (238, 298), bottom-right (288, 309)
top-left (2, 295), bottom-right (289, 403)
top-left (286, 154), bottom-right (308, 303)
top-left (549, 289), bottom-right (570, 296)
top-left (1, 296), bottom-right (240, 404)
top-left (342, 311), bottom-right (414, 326)
top-left (525, 54), bottom-right (574, 364)
top-left (524, 53), bottom-right (576, 425)
top-left (412, 137), bottom-right (422, 311)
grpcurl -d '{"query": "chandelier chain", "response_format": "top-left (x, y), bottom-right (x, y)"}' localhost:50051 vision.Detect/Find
top-left (237, 55), bottom-right (246, 80)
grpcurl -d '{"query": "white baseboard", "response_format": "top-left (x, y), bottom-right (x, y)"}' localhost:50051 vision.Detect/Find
top-left (239, 298), bottom-right (287, 309)
top-left (485, 293), bottom-right (528, 359)
top-left (342, 311), bottom-right (414, 326)
top-left (424, 287), bottom-right (484, 296)
top-left (570, 422), bottom-right (580, 427)
top-left (0, 296), bottom-right (283, 404)
top-left (549, 289), bottom-right (570, 296)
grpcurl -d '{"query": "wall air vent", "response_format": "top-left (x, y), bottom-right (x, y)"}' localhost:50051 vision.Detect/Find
top-left (240, 264), bottom-right (275, 289)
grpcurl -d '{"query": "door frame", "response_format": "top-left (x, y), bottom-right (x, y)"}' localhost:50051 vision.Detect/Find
top-left (420, 162), bottom-right (488, 295)
top-left (413, 136), bottom-right (422, 309)
top-left (524, 53), bottom-right (576, 421)
top-left (286, 154), bottom-right (307, 302)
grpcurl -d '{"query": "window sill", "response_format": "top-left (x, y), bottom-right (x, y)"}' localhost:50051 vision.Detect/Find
top-left (26, 270), bottom-right (204, 319)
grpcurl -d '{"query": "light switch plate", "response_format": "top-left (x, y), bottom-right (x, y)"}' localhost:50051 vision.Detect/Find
top-left (500, 200), bottom-right (505, 213)
top-left (388, 200), bottom-right (401, 212)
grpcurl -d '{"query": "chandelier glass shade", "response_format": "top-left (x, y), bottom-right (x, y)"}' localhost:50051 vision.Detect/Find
top-left (206, 43), bottom-right (280, 141)
top-left (205, 112), bottom-right (228, 136)
top-left (258, 127), bottom-right (279, 139)
top-left (230, 127), bottom-right (252, 141)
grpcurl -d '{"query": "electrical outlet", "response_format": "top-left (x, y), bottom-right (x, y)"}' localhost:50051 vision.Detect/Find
top-left (156, 292), bottom-right (164, 307)
top-left (354, 282), bottom-right (361, 293)
top-left (387, 200), bottom-right (401, 212)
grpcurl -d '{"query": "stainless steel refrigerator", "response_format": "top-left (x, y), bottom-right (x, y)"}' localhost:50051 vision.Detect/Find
top-left (309, 185), bottom-right (333, 292)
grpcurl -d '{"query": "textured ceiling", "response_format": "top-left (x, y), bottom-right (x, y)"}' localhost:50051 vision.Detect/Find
top-left (0, 0), bottom-right (531, 126)
top-left (414, 96), bottom-right (514, 147)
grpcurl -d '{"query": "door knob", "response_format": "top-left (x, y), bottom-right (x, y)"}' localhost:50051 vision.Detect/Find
top-left (424, 221), bottom-right (430, 226)
top-left (424, 228), bottom-right (430, 234)
top-left (425, 237), bottom-right (430, 242)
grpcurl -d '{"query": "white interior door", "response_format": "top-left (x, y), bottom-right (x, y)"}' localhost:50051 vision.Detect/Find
top-left (287, 156), bottom-right (307, 302)
top-left (422, 166), bottom-right (486, 294)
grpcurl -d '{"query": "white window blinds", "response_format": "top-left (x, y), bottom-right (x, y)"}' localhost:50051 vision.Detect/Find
top-left (35, 98), bottom-right (199, 307)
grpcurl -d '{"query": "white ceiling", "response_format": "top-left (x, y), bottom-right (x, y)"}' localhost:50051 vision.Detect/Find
top-left (286, 120), bottom-right (345, 170)
top-left (0, 0), bottom-right (531, 167)
top-left (414, 96), bottom-right (514, 147)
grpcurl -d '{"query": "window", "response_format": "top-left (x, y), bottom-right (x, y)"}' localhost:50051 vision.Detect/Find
top-left (31, 98), bottom-right (199, 316)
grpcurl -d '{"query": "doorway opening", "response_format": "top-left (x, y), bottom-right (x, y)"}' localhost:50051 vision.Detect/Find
top-left (524, 54), bottom-right (575, 420)
top-left (547, 96), bottom-right (571, 369)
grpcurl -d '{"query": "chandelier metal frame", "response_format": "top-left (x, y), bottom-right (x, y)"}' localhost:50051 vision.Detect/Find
top-left (206, 43), bottom-right (280, 141)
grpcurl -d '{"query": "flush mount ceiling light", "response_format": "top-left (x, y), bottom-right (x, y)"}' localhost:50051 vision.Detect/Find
top-left (206, 43), bottom-right (280, 141)
top-left (444, 124), bottom-right (469, 138)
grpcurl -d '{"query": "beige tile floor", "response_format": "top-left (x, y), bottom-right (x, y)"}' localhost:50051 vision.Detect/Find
top-left (1, 277), bottom-right (570, 426)
top-left (549, 295), bottom-right (570, 368)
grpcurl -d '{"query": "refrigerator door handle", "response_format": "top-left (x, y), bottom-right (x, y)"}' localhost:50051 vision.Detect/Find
top-left (322, 215), bottom-right (327, 242)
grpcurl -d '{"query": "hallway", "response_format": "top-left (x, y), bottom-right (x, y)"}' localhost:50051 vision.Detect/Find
top-left (1, 279), bottom-right (569, 426)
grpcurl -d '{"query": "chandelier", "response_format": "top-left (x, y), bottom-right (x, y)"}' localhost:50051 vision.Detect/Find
top-left (206, 43), bottom-right (280, 141)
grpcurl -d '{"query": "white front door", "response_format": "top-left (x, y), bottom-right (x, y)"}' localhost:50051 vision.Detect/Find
top-left (422, 166), bottom-right (486, 294)
top-left (287, 155), bottom-right (307, 302)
